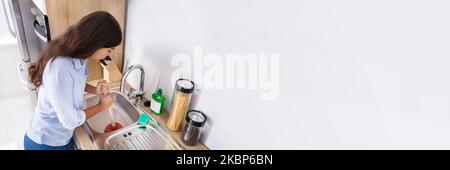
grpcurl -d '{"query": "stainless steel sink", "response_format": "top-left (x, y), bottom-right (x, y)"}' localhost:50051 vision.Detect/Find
top-left (79, 91), bottom-right (182, 150)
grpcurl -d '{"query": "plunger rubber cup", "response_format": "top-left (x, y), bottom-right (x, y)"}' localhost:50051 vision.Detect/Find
top-left (104, 122), bottom-right (123, 133)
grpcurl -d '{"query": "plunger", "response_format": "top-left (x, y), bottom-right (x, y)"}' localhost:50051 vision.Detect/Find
top-left (103, 96), bottom-right (123, 133)
top-left (98, 78), bottom-right (124, 133)
top-left (104, 122), bottom-right (123, 133)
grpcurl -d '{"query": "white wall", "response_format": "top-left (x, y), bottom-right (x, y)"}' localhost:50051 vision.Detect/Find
top-left (0, 43), bottom-right (24, 97)
top-left (125, 0), bottom-right (450, 149)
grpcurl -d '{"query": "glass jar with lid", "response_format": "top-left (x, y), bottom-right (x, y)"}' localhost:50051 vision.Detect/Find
top-left (181, 110), bottom-right (206, 146)
top-left (166, 78), bottom-right (195, 131)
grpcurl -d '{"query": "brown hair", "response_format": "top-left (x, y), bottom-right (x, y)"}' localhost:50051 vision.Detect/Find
top-left (28, 11), bottom-right (122, 87)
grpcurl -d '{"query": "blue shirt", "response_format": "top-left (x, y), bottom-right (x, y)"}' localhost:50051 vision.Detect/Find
top-left (27, 56), bottom-right (88, 146)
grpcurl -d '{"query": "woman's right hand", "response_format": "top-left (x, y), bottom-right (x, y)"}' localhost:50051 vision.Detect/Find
top-left (99, 93), bottom-right (113, 109)
top-left (96, 80), bottom-right (109, 96)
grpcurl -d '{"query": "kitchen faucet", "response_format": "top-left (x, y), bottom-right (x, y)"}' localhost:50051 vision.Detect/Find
top-left (120, 65), bottom-right (145, 104)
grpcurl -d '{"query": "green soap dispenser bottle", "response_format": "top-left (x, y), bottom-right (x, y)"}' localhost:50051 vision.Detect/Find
top-left (150, 88), bottom-right (166, 115)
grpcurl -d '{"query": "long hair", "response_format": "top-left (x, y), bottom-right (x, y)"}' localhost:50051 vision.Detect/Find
top-left (28, 11), bottom-right (122, 87)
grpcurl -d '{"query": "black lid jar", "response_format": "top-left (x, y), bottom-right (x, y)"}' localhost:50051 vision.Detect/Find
top-left (181, 110), bottom-right (206, 146)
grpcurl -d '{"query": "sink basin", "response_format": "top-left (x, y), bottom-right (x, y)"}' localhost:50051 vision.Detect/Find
top-left (85, 92), bottom-right (139, 134)
top-left (80, 91), bottom-right (182, 150)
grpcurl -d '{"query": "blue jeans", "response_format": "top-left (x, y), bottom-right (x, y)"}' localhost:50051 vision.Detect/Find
top-left (23, 134), bottom-right (75, 150)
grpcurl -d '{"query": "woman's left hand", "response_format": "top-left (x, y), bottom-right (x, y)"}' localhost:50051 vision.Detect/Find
top-left (96, 80), bottom-right (109, 96)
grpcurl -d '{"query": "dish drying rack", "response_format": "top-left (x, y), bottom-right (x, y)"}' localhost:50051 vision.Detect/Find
top-left (104, 123), bottom-right (183, 150)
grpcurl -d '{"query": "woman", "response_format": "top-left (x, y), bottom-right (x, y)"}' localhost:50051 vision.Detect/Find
top-left (23, 11), bottom-right (122, 150)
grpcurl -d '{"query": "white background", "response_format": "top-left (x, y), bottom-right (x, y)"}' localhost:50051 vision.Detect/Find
top-left (125, 0), bottom-right (450, 149)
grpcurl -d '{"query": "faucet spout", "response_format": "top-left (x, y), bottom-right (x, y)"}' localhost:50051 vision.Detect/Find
top-left (120, 65), bottom-right (145, 101)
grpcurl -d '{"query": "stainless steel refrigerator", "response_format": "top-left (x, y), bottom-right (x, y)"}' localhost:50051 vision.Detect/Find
top-left (4, 0), bottom-right (51, 108)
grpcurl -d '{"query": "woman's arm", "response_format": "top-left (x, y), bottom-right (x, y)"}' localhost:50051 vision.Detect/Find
top-left (84, 104), bottom-right (105, 119)
top-left (84, 93), bottom-right (113, 119)
top-left (85, 81), bottom-right (109, 95)
top-left (49, 65), bottom-right (89, 129)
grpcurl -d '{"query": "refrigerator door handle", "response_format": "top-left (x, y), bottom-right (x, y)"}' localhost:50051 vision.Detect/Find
top-left (17, 62), bottom-right (33, 91)
top-left (33, 19), bottom-right (48, 42)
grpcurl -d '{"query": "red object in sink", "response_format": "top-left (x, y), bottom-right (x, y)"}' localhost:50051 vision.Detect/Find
top-left (104, 122), bottom-right (123, 133)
